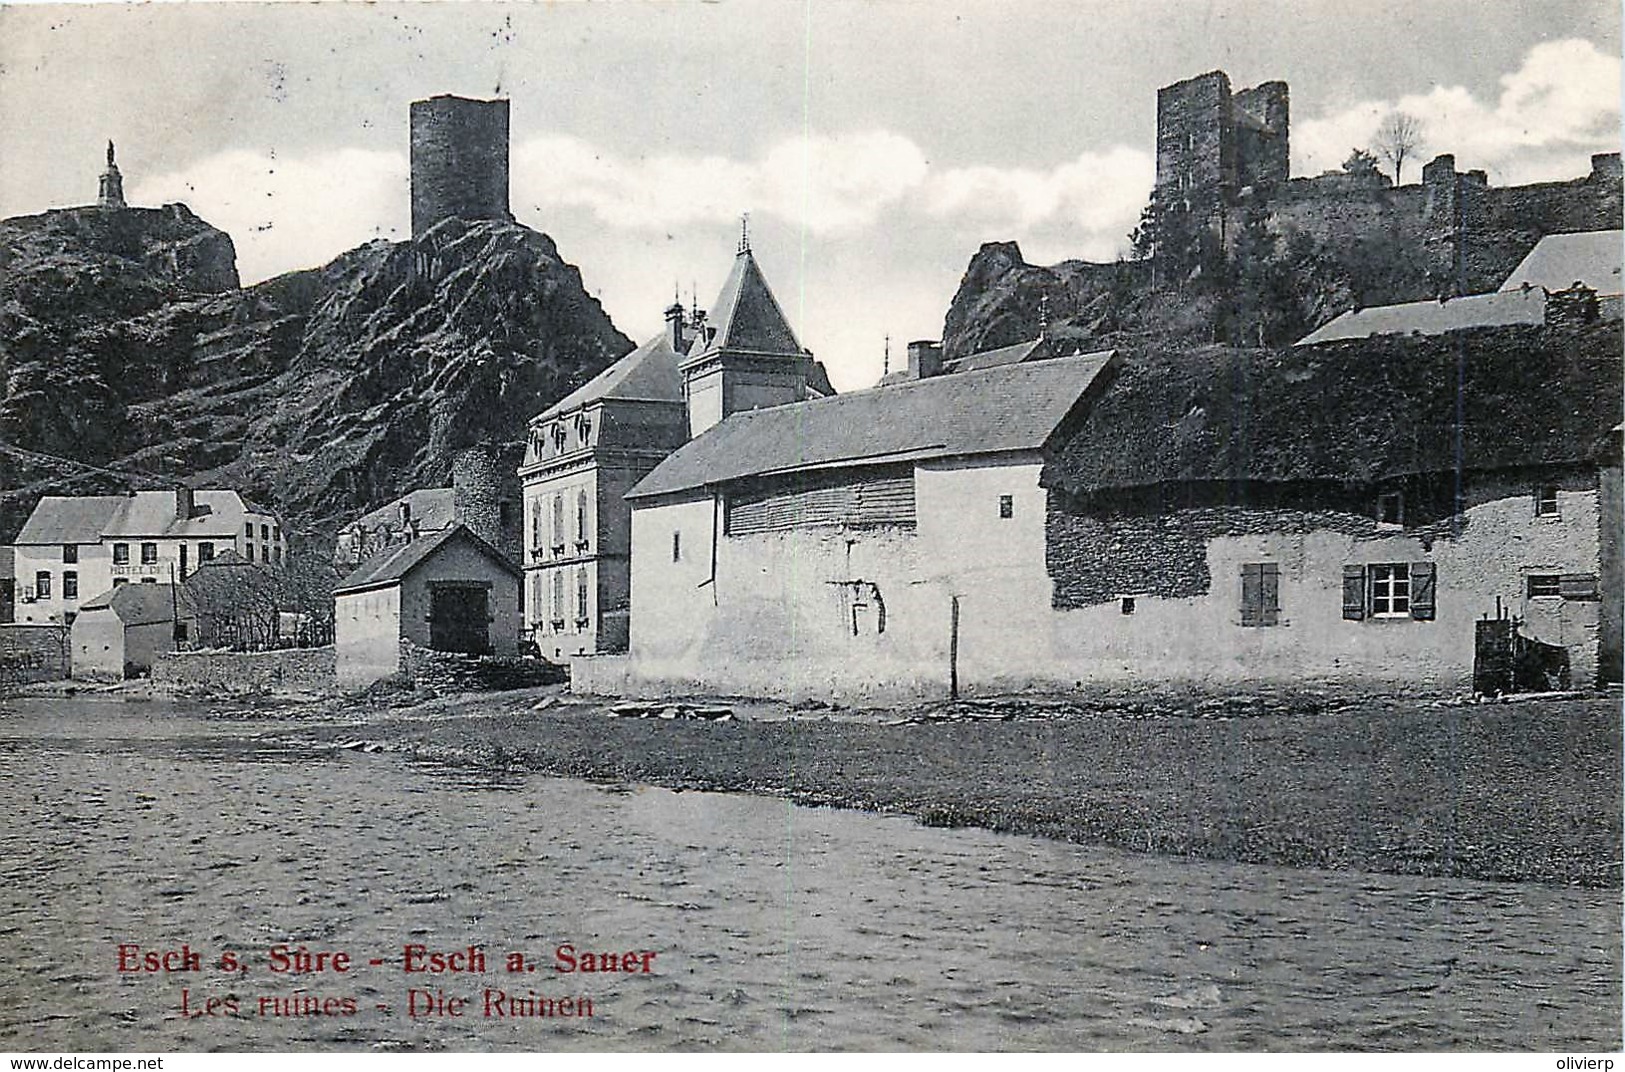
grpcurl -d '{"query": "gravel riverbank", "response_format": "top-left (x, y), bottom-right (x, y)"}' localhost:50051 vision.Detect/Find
top-left (290, 685), bottom-right (1622, 889)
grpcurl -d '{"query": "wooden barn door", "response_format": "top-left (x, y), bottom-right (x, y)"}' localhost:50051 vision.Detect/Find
top-left (429, 585), bottom-right (491, 655)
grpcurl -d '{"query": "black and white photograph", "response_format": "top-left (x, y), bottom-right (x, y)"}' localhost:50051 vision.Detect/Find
top-left (0, 0), bottom-right (1619, 1057)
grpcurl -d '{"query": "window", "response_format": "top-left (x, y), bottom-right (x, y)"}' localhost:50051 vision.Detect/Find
top-left (1344, 562), bottom-right (1436, 621)
top-left (998, 495), bottom-right (1014, 519)
top-left (246, 545), bottom-right (256, 562)
top-left (672, 531), bottom-right (682, 563)
top-left (1370, 563), bottom-right (1410, 617)
top-left (1376, 492), bottom-right (1404, 526)
top-left (63, 572), bottom-right (77, 600)
top-left (274, 547), bottom-right (282, 565)
top-left (551, 571), bottom-right (565, 628)
top-left (1240, 563), bottom-right (1280, 626)
top-left (552, 494), bottom-right (565, 552)
top-left (113, 543), bottom-right (129, 565)
top-left (198, 542), bottom-right (215, 563)
top-left (140, 577), bottom-right (156, 584)
top-left (35, 572), bottom-right (50, 600)
top-left (576, 567), bottom-right (589, 624)
top-left (576, 490), bottom-right (589, 546)
top-left (261, 524), bottom-right (270, 542)
top-left (62, 544), bottom-right (77, 564)
top-left (1527, 574), bottom-right (1562, 598)
top-left (113, 578), bottom-right (129, 588)
top-left (245, 522), bottom-right (254, 537)
top-left (141, 542), bottom-right (157, 564)
top-left (1120, 596), bottom-right (1136, 615)
top-left (272, 525), bottom-right (280, 542)
top-left (1535, 486), bottom-right (1559, 517)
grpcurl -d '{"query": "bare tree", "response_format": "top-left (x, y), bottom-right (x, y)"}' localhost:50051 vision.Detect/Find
top-left (1374, 112), bottom-right (1424, 185)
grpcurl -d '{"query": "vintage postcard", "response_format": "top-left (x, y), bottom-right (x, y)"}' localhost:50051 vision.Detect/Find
top-left (0, 0), bottom-right (1619, 1058)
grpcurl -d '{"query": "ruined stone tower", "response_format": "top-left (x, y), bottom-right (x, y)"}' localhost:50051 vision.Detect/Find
top-left (1156, 71), bottom-right (1288, 203)
top-left (410, 95), bottom-right (511, 238)
top-left (451, 445), bottom-right (521, 562)
top-left (98, 141), bottom-right (125, 209)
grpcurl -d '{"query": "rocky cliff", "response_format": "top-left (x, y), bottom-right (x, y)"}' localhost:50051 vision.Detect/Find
top-left (0, 206), bottom-right (631, 542)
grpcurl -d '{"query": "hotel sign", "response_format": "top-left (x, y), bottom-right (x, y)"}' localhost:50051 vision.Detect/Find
top-left (110, 564), bottom-right (165, 577)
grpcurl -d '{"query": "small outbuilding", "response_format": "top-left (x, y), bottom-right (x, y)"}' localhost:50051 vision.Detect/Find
top-left (71, 583), bottom-right (194, 680)
top-left (334, 524), bottom-right (521, 687)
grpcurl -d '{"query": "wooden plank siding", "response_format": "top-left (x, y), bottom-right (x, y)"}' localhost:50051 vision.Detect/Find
top-left (726, 469), bottom-right (916, 535)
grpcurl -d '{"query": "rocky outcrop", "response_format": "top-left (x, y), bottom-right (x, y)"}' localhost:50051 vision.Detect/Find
top-left (0, 207), bottom-right (632, 543)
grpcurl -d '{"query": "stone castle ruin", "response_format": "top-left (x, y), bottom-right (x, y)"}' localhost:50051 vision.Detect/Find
top-left (410, 94), bottom-right (511, 238)
top-left (1153, 70), bottom-right (1621, 296)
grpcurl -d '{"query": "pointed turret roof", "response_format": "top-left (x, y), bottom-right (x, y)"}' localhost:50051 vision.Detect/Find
top-left (689, 248), bottom-right (803, 358)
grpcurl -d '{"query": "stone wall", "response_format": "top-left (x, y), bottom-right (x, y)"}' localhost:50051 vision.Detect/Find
top-left (0, 624), bottom-right (69, 687)
top-left (400, 640), bottom-right (565, 692)
top-left (152, 646), bottom-right (336, 693)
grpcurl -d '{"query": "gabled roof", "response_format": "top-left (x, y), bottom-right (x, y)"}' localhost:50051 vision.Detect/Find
top-left (341, 487), bottom-right (455, 535)
top-left (629, 350), bottom-right (1119, 500)
top-left (537, 330), bottom-right (684, 421)
top-left (1046, 322), bottom-right (1623, 497)
top-left (1500, 230), bottom-right (1623, 296)
top-left (687, 249), bottom-right (802, 358)
top-left (941, 337), bottom-right (1049, 374)
top-left (14, 496), bottom-right (126, 544)
top-left (334, 523), bottom-right (519, 595)
top-left (1295, 288), bottom-right (1547, 345)
top-left (102, 490), bottom-right (253, 538)
top-left (78, 583), bottom-right (192, 627)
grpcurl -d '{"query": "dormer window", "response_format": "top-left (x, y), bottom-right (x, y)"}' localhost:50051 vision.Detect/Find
top-left (552, 423), bottom-right (567, 451)
top-left (1376, 492), bottom-right (1404, 527)
top-left (575, 413), bottom-right (591, 442)
top-left (1535, 485), bottom-right (1560, 517)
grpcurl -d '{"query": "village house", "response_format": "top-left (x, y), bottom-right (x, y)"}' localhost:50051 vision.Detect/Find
top-left (333, 447), bottom-right (520, 570)
top-left (517, 238), bottom-right (832, 661)
top-left (333, 524), bottom-right (521, 686)
top-left (10, 488), bottom-right (283, 626)
top-left (589, 292), bottom-right (1620, 701)
top-left (598, 350), bottom-right (1119, 700)
top-left (70, 583), bottom-right (195, 680)
top-left (1298, 228), bottom-right (1623, 344)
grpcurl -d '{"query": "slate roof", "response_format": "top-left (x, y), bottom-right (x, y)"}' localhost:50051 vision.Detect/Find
top-left (1046, 322), bottom-right (1623, 497)
top-left (941, 337), bottom-right (1048, 374)
top-left (341, 487), bottom-right (456, 534)
top-left (537, 331), bottom-right (685, 421)
top-left (78, 583), bottom-right (192, 627)
top-left (334, 524), bottom-right (519, 595)
top-left (686, 249), bottom-right (803, 358)
top-left (14, 496), bottom-right (126, 544)
top-left (629, 350), bottom-right (1119, 500)
top-left (102, 490), bottom-right (252, 538)
top-left (1500, 230), bottom-right (1623, 295)
top-left (1295, 288), bottom-right (1547, 345)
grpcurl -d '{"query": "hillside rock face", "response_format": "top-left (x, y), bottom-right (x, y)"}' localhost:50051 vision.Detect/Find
top-left (0, 208), bottom-right (631, 542)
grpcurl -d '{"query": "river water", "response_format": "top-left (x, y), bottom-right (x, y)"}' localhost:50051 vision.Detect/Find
top-left (0, 696), bottom-right (1617, 1051)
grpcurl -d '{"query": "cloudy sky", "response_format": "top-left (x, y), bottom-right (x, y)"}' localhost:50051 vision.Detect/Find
top-left (1, 1), bottom-right (1618, 389)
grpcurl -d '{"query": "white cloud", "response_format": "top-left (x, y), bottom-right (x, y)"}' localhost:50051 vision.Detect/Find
top-left (1297, 38), bottom-right (1620, 184)
top-left (922, 146), bottom-right (1154, 261)
top-left (132, 147), bottom-right (408, 283)
top-left (513, 130), bottom-right (928, 236)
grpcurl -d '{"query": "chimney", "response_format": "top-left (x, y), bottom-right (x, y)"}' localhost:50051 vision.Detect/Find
top-left (399, 500), bottom-right (412, 526)
top-left (664, 301), bottom-right (689, 351)
top-left (175, 485), bottom-right (195, 521)
top-left (907, 340), bottom-right (943, 380)
top-left (1545, 283), bottom-right (1599, 330)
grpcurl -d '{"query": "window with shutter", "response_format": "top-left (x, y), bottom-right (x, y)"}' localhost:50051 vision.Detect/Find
top-left (552, 495), bottom-right (564, 551)
top-left (576, 567), bottom-right (589, 624)
top-left (1342, 565), bottom-right (1367, 620)
top-left (551, 571), bottom-right (564, 628)
top-left (577, 490), bottom-right (589, 545)
top-left (1409, 561), bottom-right (1436, 620)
